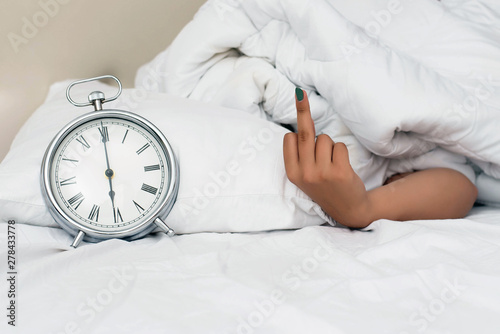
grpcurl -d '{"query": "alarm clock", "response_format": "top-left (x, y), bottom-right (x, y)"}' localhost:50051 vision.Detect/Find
top-left (41, 75), bottom-right (179, 248)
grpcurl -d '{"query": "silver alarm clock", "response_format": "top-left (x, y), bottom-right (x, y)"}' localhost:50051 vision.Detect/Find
top-left (41, 75), bottom-right (179, 248)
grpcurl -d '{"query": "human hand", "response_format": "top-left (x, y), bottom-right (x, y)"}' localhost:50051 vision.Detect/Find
top-left (283, 88), bottom-right (373, 228)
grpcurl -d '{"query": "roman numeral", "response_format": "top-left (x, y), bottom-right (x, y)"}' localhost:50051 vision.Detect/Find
top-left (68, 192), bottom-right (84, 210)
top-left (136, 143), bottom-right (150, 155)
top-left (122, 129), bottom-right (129, 144)
top-left (88, 205), bottom-right (100, 221)
top-left (76, 135), bottom-right (90, 150)
top-left (144, 164), bottom-right (160, 172)
top-left (141, 183), bottom-right (158, 195)
top-left (62, 156), bottom-right (79, 166)
top-left (59, 176), bottom-right (77, 186)
top-left (133, 200), bottom-right (145, 213)
top-left (114, 208), bottom-right (124, 223)
top-left (98, 126), bottom-right (109, 143)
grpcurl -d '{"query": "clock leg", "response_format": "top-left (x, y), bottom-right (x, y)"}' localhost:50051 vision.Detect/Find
top-left (71, 230), bottom-right (86, 248)
top-left (154, 218), bottom-right (175, 237)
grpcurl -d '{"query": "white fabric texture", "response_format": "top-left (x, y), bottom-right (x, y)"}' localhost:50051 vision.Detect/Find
top-left (0, 80), bottom-right (333, 233)
top-left (136, 0), bottom-right (500, 204)
top-left (2, 206), bottom-right (500, 333)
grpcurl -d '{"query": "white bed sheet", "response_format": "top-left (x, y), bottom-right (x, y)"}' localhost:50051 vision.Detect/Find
top-left (2, 206), bottom-right (500, 334)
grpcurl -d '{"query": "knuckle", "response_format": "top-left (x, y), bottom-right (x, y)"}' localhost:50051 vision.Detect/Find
top-left (315, 134), bottom-right (333, 150)
top-left (301, 169), bottom-right (318, 185)
top-left (332, 168), bottom-right (354, 183)
top-left (283, 132), bottom-right (297, 145)
top-left (329, 170), bottom-right (344, 182)
top-left (316, 134), bottom-right (332, 142)
top-left (317, 169), bottom-right (330, 182)
top-left (332, 142), bottom-right (349, 164)
top-left (326, 162), bottom-right (346, 179)
top-left (296, 105), bottom-right (308, 114)
top-left (334, 141), bottom-right (347, 150)
top-left (298, 131), bottom-right (312, 143)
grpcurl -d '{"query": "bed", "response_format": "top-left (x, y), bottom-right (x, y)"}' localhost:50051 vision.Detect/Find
top-left (4, 206), bottom-right (500, 333)
top-left (2, 0), bottom-right (500, 333)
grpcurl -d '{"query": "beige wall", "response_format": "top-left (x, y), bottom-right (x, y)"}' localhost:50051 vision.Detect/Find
top-left (0, 0), bottom-right (205, 162)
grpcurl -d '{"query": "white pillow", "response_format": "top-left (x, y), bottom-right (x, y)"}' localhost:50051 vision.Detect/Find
top-left (0, 80), bottom-right (333, 233)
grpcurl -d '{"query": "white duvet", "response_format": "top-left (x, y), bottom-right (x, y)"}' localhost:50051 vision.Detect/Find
top-left (136, 0), bottom-right (500, 205)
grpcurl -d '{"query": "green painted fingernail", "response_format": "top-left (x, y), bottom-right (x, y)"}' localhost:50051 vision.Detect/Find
top-left (295, 87), bottom-right (304, 101)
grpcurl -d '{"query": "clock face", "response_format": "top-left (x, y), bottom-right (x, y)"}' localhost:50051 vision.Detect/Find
top-left (47, 115), bottom-right (172, 234)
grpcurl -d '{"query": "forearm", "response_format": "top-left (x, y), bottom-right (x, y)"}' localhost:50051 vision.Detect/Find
top-left (363, 168), bottom-right (478, 226)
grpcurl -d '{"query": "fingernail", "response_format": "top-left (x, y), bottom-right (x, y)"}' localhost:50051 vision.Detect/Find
top-left (295, 87), bottom-right (304, 101)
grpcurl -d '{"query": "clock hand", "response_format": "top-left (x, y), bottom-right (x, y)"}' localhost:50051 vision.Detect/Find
top-left (108, 180), bottom-right (117, 223)
top-left (100, 122), bottom-right (117, 223)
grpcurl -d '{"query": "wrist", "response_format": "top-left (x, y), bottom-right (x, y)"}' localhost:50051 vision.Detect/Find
top-left (348, 194), bottom-right (374, 229)
top-left (321, 192), bottom-right (374, 229)
top-left (361, 191), bottom-right (378, 227)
